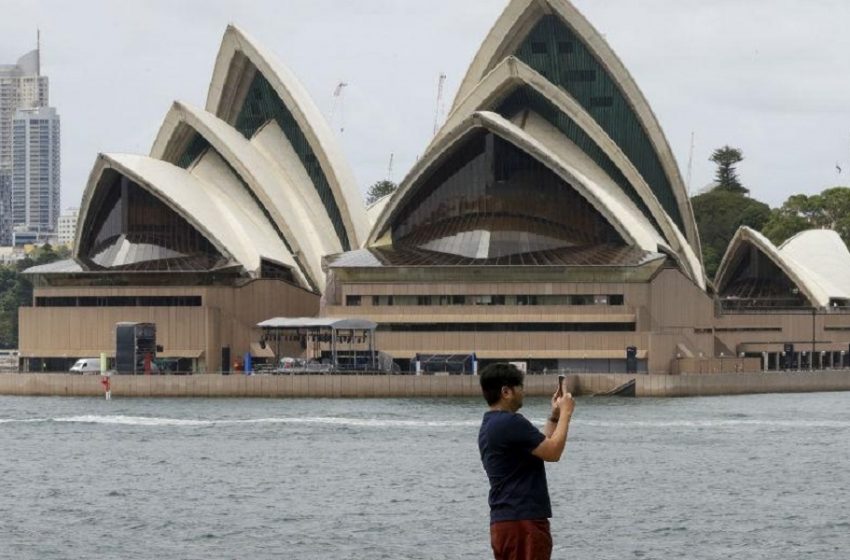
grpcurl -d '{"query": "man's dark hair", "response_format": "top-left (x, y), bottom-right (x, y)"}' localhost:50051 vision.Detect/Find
top-left (479, 363), bottom-right (524, 405)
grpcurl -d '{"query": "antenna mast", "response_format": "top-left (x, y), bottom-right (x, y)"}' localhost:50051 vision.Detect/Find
top-left (329, 81), bottom-right (348, 134)
top-left (387, 152), bottom-right (394, 182)
top-left (432, 73), bottom-right (447, 136)
top-left (36, 29), bottom-right (41, 75)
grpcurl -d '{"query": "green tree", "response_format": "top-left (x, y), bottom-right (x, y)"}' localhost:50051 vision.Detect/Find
top-left (691, 189), bottom-right (771, 278)
top-left (365, 180), bottom-right (398, 205)
top-left (0, 267), bottom-right (21, 348)
top-left (762, 187), bottom-right (850, 246)
top-left (709, 146), bottom-right (748, 194)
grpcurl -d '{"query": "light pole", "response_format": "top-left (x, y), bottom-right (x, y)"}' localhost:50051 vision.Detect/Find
top-left (812, 307), bottom-right (817, 370)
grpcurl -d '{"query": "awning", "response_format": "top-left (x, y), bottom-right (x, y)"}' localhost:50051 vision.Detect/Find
top-left (157, 349), bottom-right (205, 358)
top-left (389, 349), bottom-right (648, 360)
top-left (258, 317), bottom-right (377, 330)
top-left (19, 349), bottom-right (115, 358)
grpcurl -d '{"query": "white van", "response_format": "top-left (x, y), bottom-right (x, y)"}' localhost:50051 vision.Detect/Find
top-left (69, 358), bottom-right (102, 374)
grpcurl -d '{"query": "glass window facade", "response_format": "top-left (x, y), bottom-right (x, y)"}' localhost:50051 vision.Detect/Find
top-left (378, 322), bottom-right (635, 332)
top-left (36, 296), bottom-right (202, 307)
top-left (496, 87), bottom-right (664, 238)
top-left (513, 14), bottom-right (685, 232)
top-left (390, 131), bottom-right (622, 259)
top-left (350, 293), bottom-right (625, 307)
top-left (79, 171), bottom-right (228, 271)
top-left (260, 259), bottom-right (295, 282)
top-left (232, 70), bottom-right (351, 251)
top-left (719, 245), bottom-right (810, 310)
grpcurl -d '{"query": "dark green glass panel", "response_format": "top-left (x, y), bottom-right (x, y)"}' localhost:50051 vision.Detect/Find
top-left (176, 134), bottom-right (210, 169)
top-left (719, 245), bottom-right (810, 309)
top-left (514, 14), bottom-right (685, 232)
top-left (233, 72), bottom-right (350, 251)
top-left (496, 86), bottom-right (663, 237)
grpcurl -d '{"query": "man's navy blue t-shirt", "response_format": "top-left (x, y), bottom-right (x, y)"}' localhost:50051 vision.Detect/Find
top-left (478, 410), bottom-right (550, 524)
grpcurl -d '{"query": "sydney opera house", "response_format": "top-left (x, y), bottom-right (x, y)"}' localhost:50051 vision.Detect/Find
top-left (19, 0), bottom-right (850, 374)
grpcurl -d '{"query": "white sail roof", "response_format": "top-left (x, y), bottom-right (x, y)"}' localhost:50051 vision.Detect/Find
top-left (421, 56), bottom-right (703, 286)
top-left (371, 111), bottom-right (672, 263)
top-left (74, 153), bottom-right (298, 280)
top-left (151, 100), bottom-right (339, 290)
top-left (448, 0), bottom-right (701, 257)
top-left (780, 229), bottom-right (850, 305)
top-left (205, 24), bottom-right (368, 250)
top-left (714, 226), bottom-right (836, 307)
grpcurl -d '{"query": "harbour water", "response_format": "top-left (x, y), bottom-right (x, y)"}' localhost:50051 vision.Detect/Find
top-left (1, 392), bottom-right (849, 559)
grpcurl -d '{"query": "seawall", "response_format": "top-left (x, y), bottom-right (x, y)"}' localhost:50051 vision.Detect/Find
top-left (0, 373), bottom-right (574, 398)
top-left (1, 372), bottom-right (850, 398)
top-left (576, 371), bottom-right (850, 397)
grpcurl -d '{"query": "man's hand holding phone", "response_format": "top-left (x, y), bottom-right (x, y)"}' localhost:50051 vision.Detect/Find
top-left (550, 375), bottom-right (575, 422)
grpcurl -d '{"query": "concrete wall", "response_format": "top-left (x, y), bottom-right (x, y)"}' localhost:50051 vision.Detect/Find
top-left (671, 357), bottom-right (762, 375)
top-left (326, 272), bottom-right (665, 370)
top-left (3, 371), bottom-right (850, 398)
top-left (0, 373), bottom-right (574, 399)
top-left (323, 267), bottom-right (727, 374)
top-left (575, 371), bottom-right (850, 397)
top-left (20, 279), bottom-right (319, 372)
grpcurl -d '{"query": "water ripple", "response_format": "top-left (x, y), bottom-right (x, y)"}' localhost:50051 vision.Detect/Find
top-left (1, 393), bottom-right (849, 559)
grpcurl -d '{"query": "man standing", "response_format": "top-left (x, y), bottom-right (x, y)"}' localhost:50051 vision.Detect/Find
top-left (478, 363), bottom-right (575, 560)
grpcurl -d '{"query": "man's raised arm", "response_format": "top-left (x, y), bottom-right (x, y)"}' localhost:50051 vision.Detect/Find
top-left (532, 393), bottom-right (575, 462)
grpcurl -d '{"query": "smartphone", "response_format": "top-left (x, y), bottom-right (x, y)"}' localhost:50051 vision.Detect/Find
top-left (557, 374), bottom-right (565, 397)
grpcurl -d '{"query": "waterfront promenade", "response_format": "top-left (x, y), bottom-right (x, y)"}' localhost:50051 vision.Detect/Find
top-left (2, 371), bottom-right (850, 398)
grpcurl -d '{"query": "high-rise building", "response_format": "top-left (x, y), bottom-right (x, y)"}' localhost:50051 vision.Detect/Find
top-left (57, 206), bottom-right (78, 247)
top-left (0, 40), bottom-right (48, 245)
top-left (11, 106), bottom-right (61, 233)
top-left (0, 173), bottom-right (9, 245)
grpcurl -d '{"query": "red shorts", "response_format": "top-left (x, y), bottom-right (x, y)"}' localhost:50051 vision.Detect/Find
top-left (490, 519), bottom-right (552, 560)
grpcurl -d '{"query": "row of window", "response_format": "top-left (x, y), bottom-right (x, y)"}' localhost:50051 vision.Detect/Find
top-left (346, 294), bottom-right (625, 307)
top-left (377, 322), bottom-right (635, 332)
top-left (35, 296), bottom-right (202, 308)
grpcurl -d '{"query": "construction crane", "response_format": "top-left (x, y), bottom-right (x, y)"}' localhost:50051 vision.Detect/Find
top-left (433, 73), bottom-right (447, 136)
top-left (329, 81), bottom-right (348, 134)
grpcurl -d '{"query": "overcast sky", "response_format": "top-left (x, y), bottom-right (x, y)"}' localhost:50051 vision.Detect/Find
top-left (3, 0), bottom-right (850, 211)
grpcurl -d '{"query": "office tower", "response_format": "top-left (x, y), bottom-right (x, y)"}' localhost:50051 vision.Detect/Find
top-left (0, 41), bottom-right (48, 244)
top-left (11, 106), bottom-right (60, 233)
top-left (57, 207), bottom-right (78, 247)
top-left (0, 175), bottom-right (9, 245)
